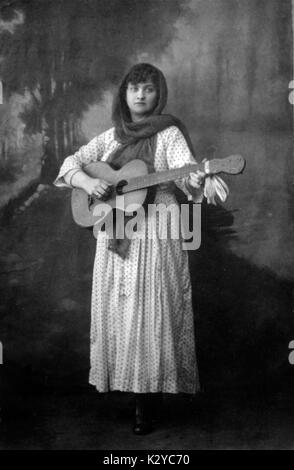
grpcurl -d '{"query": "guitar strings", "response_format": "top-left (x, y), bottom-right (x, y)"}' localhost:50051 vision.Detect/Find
top-left (124, 162), bottom-right (203, 193)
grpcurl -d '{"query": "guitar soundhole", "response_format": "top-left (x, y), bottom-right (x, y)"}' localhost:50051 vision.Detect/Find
top-left (116, 180), bottom-right (128, 195)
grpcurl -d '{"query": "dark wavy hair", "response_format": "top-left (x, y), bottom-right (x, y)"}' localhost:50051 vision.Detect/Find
top-left (114, 63), bottom-right (167, 122)
top-left (123, 63), bottom-right (161, 89)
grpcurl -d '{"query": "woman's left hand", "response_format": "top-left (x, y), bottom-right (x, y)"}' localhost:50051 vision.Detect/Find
top-left (188, 170), bottom-right (205, 189)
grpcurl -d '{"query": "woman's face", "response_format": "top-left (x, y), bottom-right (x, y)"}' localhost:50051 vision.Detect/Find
top-left (126, 81), bottom-right (157, 121)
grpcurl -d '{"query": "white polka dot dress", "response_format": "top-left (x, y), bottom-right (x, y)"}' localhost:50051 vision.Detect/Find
top-left (54, 126), bottom-right (201, 394)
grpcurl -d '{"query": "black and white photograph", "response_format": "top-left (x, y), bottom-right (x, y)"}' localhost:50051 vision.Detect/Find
top-left (0, 0), bottom-right (293, 454)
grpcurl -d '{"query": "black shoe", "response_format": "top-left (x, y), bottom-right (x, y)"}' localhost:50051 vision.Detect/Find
top-left (133, 394), bottom-right (153, 435)
top-left (133, 417), bottom-right (153, 435)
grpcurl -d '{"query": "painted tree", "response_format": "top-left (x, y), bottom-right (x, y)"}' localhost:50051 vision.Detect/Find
top-left (0, 0), bottom-right (188, 181)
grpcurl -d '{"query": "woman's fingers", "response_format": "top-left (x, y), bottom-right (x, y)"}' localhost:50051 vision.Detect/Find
top-left (190, 173), bottom-right (204, 182)
top-left (189, 171), bottom-right (205, 188)
top-left (92, 179), bottom-right (112, 198)
top-left (196, 170), bottom-right (205, 178)
top-left (94, 188), bottom-right (106, 197)
top-left (98, 180), bottom-right (111, 190)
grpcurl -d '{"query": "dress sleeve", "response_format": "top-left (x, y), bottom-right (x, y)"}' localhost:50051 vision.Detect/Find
top-left (165, 126), bottom-right (203, 203)
top-left (53, 134), bottom-right (105, 188)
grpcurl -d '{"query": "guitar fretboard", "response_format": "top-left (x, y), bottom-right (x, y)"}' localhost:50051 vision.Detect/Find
top-left (123, 162), bottom-right (205, 193)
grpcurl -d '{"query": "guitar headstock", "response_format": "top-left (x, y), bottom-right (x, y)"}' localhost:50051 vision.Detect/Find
top-left (207, 154), bottom-right (246, 175)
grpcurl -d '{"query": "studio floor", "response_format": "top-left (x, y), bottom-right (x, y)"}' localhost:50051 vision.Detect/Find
top-left (1, 388), bottom-right (294, 450)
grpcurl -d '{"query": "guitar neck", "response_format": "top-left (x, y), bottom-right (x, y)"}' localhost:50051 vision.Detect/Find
top-left (124, 162), bottom-right (205, 193)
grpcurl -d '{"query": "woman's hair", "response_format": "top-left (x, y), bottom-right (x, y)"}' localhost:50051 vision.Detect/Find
top-left (114, 63), bottom-right (168, 122)
top-left (123, 63), bottom-right (161, 90)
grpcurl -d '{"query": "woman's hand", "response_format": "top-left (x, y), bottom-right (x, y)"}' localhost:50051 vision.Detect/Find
top-left (82, 176), bottom-right (113, 199)
top-left (66, 169), bottom-right (112, 199)
top-left (187, 170), bottom-right (205, 190)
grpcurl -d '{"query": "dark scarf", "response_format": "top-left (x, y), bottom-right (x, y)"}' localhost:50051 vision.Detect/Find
top-left (106, 69), bottom-right (195, 259)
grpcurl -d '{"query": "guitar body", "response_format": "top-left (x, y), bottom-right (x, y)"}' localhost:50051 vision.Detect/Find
top-left (71, 160), bottom-right (148, 227)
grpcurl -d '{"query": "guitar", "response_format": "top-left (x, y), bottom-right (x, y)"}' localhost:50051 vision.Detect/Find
top-left (71, 154), bottom-right (245, 227)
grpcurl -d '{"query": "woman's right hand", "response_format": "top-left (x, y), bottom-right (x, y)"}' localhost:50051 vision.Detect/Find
top-left (82, 176), bottom-right (112, 199)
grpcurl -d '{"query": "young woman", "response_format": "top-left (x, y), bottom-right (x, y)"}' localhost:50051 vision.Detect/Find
top-left (54, 63), bottom-right (206, 435)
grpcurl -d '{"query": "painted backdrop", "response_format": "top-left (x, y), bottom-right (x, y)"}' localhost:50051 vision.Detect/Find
top-left (0, 0), bottom-right (293, 394)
